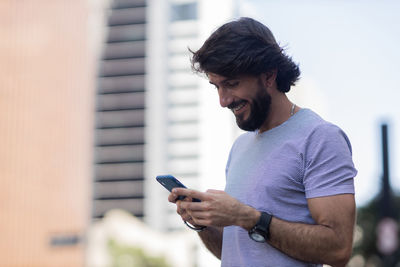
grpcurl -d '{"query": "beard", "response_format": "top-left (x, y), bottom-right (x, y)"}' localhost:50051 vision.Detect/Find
top-left (229, 80), bottom-right (271, 132)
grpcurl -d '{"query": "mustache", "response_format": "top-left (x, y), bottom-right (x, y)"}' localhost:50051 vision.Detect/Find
top-left (227, 100), bottom-right (247, 110)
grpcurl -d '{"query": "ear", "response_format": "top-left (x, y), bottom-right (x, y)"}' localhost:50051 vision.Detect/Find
top-left (262, 70), bottom-right (277, 87)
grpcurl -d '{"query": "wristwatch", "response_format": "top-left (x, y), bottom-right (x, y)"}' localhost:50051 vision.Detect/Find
top-left (248, 211), bottom-right (272, 242)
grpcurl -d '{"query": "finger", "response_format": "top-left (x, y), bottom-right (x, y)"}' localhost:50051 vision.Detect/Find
top-left (181, 212), bottom-right (192, 222)
top-left (168, 192), bottom-right (179, 203)
top-left (190, 217), bottom-right (211, 227)
top-left (189, 210), bottom-right (209, 219)
top-left (172, 188), bottom-right (208, 201)
top-left (176, 200), bottom-right (185, 214)
top-left (206, 189), bottom-right (223, 194)
top-left (181, 207), bottom-right (210, 226)
top-left (179, 201), bottom-right (206, 213)
top-left (176, 202), bottom-right (192, 222)
top-left (177, 201), bottom-right (198, 214)
top-left (183, 196), bottom-right (193, 202)
top-left (183, 209), bottom-right (201, 226)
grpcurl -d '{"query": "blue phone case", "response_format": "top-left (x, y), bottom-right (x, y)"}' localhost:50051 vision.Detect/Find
top-left (156, 175), bottom-right (201, 202)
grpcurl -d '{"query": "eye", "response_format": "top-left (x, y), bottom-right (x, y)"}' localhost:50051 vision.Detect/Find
top-left (225, 81), bottom-right (239, 88)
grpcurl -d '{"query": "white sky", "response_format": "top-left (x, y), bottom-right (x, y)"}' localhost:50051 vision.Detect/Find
top-left (239, 0), bottom-right (400, 206)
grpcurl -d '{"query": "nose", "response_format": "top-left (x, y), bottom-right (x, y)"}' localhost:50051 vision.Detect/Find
top-left (218, 88), bottom-right (233, 108)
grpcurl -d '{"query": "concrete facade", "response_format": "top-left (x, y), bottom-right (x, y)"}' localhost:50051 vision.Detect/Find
top-left (0, 1), bottom-right (98, 265)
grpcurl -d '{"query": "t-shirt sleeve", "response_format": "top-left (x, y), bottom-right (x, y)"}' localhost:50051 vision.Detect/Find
top-left (303, 123), bottom-right (357, 199)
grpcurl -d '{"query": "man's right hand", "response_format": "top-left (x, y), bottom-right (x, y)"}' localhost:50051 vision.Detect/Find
top-left (168, 190), bottom-right (223, 259)
top-left (168, 191), bottom-right (197, 225)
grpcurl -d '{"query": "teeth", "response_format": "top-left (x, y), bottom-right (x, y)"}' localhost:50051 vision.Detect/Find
top-left (233, 102), bottom-right (246, 112)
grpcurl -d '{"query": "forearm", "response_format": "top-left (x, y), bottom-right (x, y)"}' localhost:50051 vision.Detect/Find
top-left (268, 217), bottom-right (353, 267)
top-left (198, 226), bottom-right (223, 259)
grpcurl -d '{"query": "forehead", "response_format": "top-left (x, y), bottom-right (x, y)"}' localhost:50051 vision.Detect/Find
top-left (207, 73), bottom-right (241, 85)
top-left (207, 73), bottom-right (229, 84)
top-left (207, 72), bottom-right (256, 85)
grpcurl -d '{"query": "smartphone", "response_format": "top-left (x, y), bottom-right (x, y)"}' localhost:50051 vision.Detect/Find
top-left (156, 175), bottom-right (201, 202)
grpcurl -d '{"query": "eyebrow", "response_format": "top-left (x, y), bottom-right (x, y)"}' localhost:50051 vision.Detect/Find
top-left (209, 78), bottom-right (237, 86)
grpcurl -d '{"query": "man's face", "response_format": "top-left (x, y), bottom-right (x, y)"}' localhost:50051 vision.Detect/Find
top-left (208, 73), bottom-right (271, 131)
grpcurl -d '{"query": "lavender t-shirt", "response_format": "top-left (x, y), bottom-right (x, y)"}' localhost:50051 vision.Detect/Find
top-left (221, 109), bottom-right (357, 267)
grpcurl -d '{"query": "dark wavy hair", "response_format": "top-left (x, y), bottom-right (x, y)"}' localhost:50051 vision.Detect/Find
top-left (190, 17), bottom-right (300, 93)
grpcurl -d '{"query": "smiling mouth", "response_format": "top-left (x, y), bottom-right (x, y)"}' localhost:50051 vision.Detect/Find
top-left (231, 101), bottom-right (248, 114)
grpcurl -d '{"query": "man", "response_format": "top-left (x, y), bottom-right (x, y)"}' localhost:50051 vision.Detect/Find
top-left (168, 17), bottom-right (357, 267)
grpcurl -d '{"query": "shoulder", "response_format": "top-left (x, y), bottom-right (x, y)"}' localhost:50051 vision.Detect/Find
top-left (309, 122), bottom-right (347, 141)
top-left (307, 121), bottom-right (352, 153)
top-left (288, 110), bottom-right (354, 161)
top-left (297, 110), bottom-right (351, 148)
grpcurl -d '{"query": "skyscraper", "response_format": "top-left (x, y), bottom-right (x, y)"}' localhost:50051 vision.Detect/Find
top-left (94, 0), bottom-right (147, 220)
top-left (145, 0), bottom-right (238, 233)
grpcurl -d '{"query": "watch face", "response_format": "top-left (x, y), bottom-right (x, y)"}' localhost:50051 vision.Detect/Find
top-left (250, 232), bottom-right (265, 243)
top-left (248, 212), bottom-right (271, 243)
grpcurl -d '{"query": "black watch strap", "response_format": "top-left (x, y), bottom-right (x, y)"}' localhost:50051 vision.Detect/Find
top-left (258, 212), bottom-right (272, 235)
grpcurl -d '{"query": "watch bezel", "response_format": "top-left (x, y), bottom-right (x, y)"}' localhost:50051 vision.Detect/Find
top-left (249, 230), bottom-right (266, 242)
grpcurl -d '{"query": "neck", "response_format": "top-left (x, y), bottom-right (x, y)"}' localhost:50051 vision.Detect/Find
top-left (258, 93), bottom-right (296, 133)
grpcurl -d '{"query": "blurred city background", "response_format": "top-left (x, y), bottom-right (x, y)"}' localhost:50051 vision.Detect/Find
top-left (1, 0), bottom-right (400, 266)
